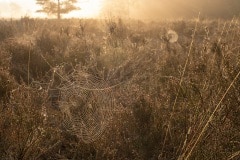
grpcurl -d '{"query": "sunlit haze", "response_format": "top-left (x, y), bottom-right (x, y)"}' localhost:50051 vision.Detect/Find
top-left (0, 0), bottom-right (103, 18)
top-left (0, 0), bottom-right (239, 19)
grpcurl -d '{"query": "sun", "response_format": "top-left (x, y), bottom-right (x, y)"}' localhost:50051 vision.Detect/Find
top-left (66, 0), bottom-right (104, 18)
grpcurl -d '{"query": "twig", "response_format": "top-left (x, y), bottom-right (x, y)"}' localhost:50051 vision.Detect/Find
top-left (228, 150), bottom-right (240, 160)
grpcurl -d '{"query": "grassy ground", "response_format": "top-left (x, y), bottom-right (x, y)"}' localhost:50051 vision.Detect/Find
top-left (0, 17), bottom-right (240, 159)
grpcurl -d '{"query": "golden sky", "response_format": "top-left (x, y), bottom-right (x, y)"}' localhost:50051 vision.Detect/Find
top-left (0, 0), bottom-right (103, 18)
top-left (0, 0), bottom-right (239, 19)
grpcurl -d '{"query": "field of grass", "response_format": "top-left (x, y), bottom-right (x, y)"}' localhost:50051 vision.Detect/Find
top-left (0, 16), bottom-right (240, 160)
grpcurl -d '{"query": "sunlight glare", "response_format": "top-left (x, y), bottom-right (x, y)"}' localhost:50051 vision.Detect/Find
top-left (0, 0), bottom-right (103, 19)
top-left (67, 0), bottom-right (103, 18)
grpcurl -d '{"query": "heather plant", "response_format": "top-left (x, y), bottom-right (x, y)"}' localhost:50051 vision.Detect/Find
top-left (104, 18), bottom-right (129, 48)
top-left (0, 70), bottom-right (16, 104)
top-left (36, 28), bottom-right (71, 56)
top-left (15, 16), bottom-right (37, 34)
top-left (0, 18), bottom-right (239, 160)
top-left (0, 20), bottom-right (15, 42)
top-left (6, 41), bottom-right (50, 83)
top-left (0, 84), bottom-right (61, 159)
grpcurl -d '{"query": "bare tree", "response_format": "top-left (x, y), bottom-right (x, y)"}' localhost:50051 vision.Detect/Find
top-left (36, 0), bottom-right (80, 19)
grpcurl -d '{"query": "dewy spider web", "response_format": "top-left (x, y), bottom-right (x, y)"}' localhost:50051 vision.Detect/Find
top-left (39, 54), bottom-right (127, 143)
top-left (54, 67), bottom-right (118, 143)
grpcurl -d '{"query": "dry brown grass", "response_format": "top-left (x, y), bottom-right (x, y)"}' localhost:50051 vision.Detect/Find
top-left (0, 17), bottom-right (239, 159)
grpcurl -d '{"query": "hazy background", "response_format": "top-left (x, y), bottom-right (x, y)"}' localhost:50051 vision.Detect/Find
top-left (0, 0), bottom-right (102, 18)
top-left (0, 0), bottom-right (239, 19)
top-left (102, 0), bottom-right (240, 19)
top-left (0, 0), bottom-right (39, 18)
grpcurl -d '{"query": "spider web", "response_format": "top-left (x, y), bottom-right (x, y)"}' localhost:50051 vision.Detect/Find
top-left (56, 68), bottom-right (118, 143)
top-left (167, 30), bottom-right (178, 43)
top-left (38, 54), bottom-right (129, 143)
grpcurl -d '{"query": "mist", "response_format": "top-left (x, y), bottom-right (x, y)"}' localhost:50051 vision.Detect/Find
top-left (101, 0), bottom-right (240, 19)
top-left (0, 0), bottom-right (40, 19)
top-left (0, 2), bottom-right (22, 18)
top-left (0, 0), bottom-right (239, 19)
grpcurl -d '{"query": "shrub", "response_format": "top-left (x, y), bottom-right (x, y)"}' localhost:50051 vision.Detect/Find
top-left (0, 20), bottom-right (15, 42)
top-left (7, 41), bottom-right (50, 83)
top-left (0, 18), bottom-right (239, 160)
top-left (0, 70), bottom-right (16, 104)
top-left (36, 28), bottom-right (70, 56)
top-left (0, 85), bottom-right (63, 159)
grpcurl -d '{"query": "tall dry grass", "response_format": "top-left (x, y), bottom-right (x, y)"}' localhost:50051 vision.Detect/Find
top-left (0, 17), bottom-right (239, 159)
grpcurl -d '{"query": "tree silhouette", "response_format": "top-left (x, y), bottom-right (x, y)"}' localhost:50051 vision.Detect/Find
top-left (36, 0), bottom-right (80, 19)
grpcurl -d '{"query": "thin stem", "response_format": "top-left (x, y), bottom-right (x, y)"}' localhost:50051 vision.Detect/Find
top-left (185, 68), bottom-right (240, 160)
top-left (161, 12), bottom-right (200, 157)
